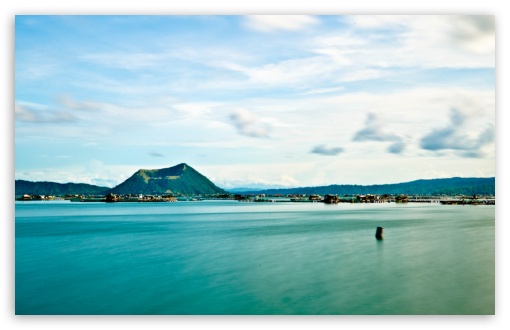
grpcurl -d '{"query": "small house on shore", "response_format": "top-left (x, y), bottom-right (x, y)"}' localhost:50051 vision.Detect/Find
top-left (309, 194), bottom-right (322, 201)
top-left (324, 194), bottom-right (339, 204)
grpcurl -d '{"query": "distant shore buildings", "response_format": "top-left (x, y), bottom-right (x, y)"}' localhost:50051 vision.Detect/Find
top-left (15, 192), bottom-right (495, 205)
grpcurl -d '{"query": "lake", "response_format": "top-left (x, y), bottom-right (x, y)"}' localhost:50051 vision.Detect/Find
top-left (15, 200), bottom-right (495, 315)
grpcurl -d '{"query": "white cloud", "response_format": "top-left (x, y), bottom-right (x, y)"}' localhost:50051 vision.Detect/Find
top-left (80, 52), bottom-right (167, 69)
top-left (229, 108), bottom-right (272, 138)
top-left (149, 152), bottom-right (165, 157)
top-left (349, 15), bottom-right (494, 50)
top-left (351, 123), bottom-right (393, 139)
top-left (349, 15), bottom-right (415, 29)
top-left (319, 15), bottom-right (496, 69)
top-left (446, 16), bottom-right (495, 54)
top-left (15, 52), bottom-right (58, 81)
top-left (340, 69), bottom-right (387, 82)
top-left (399, 16), bottom-right (495, 67)
top-left (222, 56), bottom-right (338, 87)
top-left (243, 15), bottom-right (319, 32)
top-left (15, 103), bottom-right (76, 123)
top-left (172, 102), bottom-right (222, 119)
top-left (311, 145), bottom-right (344, 156)
top-left (420, 108), bottom-right (495, 158)
top-left (352, 112), bottom-right (405, 154)
top-left (302, 86), bottom-right (345, 95)
top-left (217, 16), bottom-right (494, 92)
top-left (57, 95), bottom-right (101, 111)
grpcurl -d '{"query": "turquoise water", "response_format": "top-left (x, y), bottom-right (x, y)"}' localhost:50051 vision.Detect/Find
top-left (15, 201), bottom-right (495, 315)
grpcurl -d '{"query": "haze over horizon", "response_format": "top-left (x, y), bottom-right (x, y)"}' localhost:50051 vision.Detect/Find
top-left (15, 15), bottom-right (495, 189)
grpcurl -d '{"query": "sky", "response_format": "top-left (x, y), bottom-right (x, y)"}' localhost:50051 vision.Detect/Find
top-left (14, 15), bottom-right (496, 189)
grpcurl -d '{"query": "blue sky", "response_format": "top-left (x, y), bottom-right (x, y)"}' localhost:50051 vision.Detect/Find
top-left (15, 15), bottom-right (495, 188)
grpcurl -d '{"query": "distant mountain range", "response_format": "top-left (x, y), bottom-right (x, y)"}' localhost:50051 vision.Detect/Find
top-left (15, 163), bottom-right (495, 197)
top-left (15, 180), bottom-right (110, 196)
top-left (235, 177), bottom-right (495, 196)
top-left (15, 163), bottom-right (227, 196)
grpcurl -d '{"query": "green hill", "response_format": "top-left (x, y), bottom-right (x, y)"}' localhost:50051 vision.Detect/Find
top-left (109, 163), bottom-right (226, 195)
top-left (240, 177), bottom-right (495, 196)
top-left (15, 180), bottom-right (109, 196)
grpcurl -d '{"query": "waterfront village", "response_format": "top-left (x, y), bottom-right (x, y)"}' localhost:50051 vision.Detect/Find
top-left (16, 192), bottom-right (496, 205)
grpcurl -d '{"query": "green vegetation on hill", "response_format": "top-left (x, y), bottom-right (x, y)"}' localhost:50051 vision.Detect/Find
top-left (109, 163), bottom-right (227, 195)
top-left (245, 177), bottom-right (495, 196)
top-left (15, 180), bottom-right (109, 196)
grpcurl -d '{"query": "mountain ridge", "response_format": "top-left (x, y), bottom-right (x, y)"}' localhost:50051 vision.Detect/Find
top-left (108, 163), bottom-right (227, 195)
top-left (14, 180), bottom-right (110, 196)
top-left (236, 177), bottom-right (495, 196)
top-left (15, 166), bottom-right (495, 197)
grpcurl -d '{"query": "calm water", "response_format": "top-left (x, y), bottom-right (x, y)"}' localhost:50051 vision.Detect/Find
top-left (15, 201), bottom-right (495, 315)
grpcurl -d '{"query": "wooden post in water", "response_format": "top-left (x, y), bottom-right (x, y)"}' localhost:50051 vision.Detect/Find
top-left (375, 227), bottom-right (384, 240)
